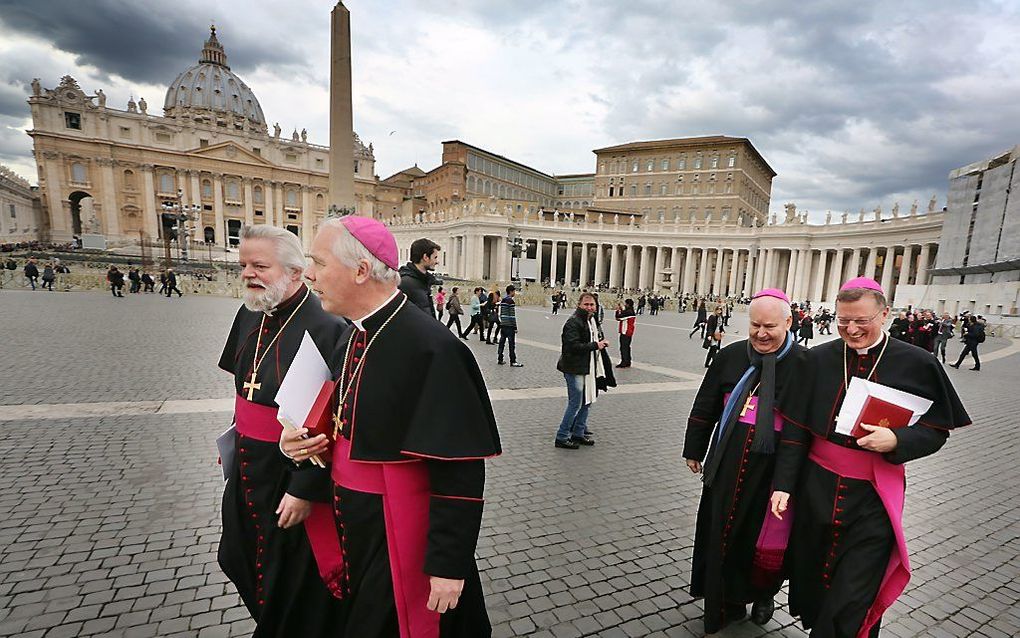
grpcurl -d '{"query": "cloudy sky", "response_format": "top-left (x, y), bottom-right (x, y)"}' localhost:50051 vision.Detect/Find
top-left (1, 0), bottom-right (1018, 219)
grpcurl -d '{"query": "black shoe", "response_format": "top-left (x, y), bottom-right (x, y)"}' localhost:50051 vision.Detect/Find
top-left (554, 438), bottom-right (579, 450)
top-left (750, 598), bottom-right (774, 625)
top-left (950, 362), bottom-right (961, 369)
top-left (570, 435), bottom-right (595, 446)
top-left (460, 335), bottom-right (469, 340)
top-left (970, 367), bottom-right (980, 371)
top-left (510, 362), bottom-right (524, 367)
top-left (724, 602), bottom-right (748, 624)
top-left (497, 359), bottom-right (505, 365)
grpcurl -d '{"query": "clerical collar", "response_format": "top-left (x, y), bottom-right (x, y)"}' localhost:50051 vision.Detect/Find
top-left (351, 289), bottom-right (401, 331)
top-left (264, 283), bottom-right (307, 318)
top-left (854, 332), bottom-right (887, 355)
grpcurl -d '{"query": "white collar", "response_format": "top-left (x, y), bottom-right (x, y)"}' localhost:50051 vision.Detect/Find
top-left (352, 289), bottom-right (400, 331)
top-left (855, 332), bottom-right (887, 355)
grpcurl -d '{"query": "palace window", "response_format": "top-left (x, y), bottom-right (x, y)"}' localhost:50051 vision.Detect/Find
top-left (286, 189), bottom-right (298, 207)
top-left (710, 156), bottom-right (719, 169)
top-left (354, 160), bottom-right (360, 173)
top-left (199, 138), bottom-right (209, 147)
top-left (70, 162), bottom-right (87, 184)
top-left (159, 173), bottom-right (174, 193)
top-left (253, 186), bottom-right (264, 204)
top-left (728, 156), bottom-right (736, 168)
top-left (632, 160), bottom-right (639, 172)
top-left (678, 157), bottom-right (686, 170)
top-left (661, 159), bottom-right (670, 171)
top-left (202, 179), bottom-right (213, 198)
top-left (316, 193), bottom-right (324, 211)
top-left (646, 160), bottom-right (654, 171)
top-left (123, 170), bottom-right (136, 190)
top-left (64, 112), bottom-right (81, 130)
top-left (693, 157), bottom-right (702, 169)
top-left (119, 126), bottom-right (131, 139)
top-left (226, 180), bottom-right (240, 200)
top-left (630, 184), bottom-right (637, 196)
top-left (252, 147), bottom-right (261, 156)
top-left (660, 184), bottom-right (668, 195)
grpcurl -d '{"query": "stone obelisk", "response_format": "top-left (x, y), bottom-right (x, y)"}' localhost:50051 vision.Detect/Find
top-left (328, 1), bottom-right (355, 212)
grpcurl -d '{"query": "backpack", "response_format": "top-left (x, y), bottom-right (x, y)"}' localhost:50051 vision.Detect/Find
top-left (973, 324), bottom-right (986, 343)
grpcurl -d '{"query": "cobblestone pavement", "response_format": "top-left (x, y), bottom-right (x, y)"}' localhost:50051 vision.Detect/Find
top-left (0, 289), bottom-right (1017, 637)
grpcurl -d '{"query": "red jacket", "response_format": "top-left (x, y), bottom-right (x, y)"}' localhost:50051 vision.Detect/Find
top-left (615, 309), bottom-right (636, 336)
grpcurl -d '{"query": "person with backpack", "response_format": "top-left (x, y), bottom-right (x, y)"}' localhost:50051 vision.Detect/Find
top-left (950, 315), bottom-right (984, 371)
top-left (41, 263), bottom-right (56, 291)
top-left (445, 286), bottom-right (467, 339)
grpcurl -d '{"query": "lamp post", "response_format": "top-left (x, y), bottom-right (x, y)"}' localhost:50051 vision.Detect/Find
top-left (507, 230), bottom-right (524, 282)
top-left (161, 189), bottom-right (201, 262)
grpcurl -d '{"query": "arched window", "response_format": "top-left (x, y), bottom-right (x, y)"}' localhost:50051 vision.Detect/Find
top-left (226, 179), bottom-right (240, 200)
top-left (202, 179), bottom-right (213, 198)
top-left (316, 193), bottom-right (324, 211)
top-left (467, 175), bottom-right (476, 193)
top-left (204, 226), bottom-right (215, 242)
top-left (71, 162), bottom-right (87, 183)
top-left (123, 170), bottom-right (136, 190)
top-left (286, 189), bottom-right (298, 207)
top-left (253, 185), bottom-right (264, 204)
top-left (159, 173), bottom-right (174, 193)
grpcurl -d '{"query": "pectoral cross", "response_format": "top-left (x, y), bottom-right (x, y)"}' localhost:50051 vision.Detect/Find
top-left (740, 395), bottom-right (755, 418)
top-left (242, 371), bottom-right (261, 401)
top-left (332, 413), bottom-right (343, 439)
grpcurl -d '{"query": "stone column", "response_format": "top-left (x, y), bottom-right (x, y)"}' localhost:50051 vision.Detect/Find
top-left (564, 241), bottom-right (574, 286)
top-left (753, 247), bottom-right (766, 291)
top-left (243, 179), bottom-right (255, 228)
top-left (274, 183), bottom-right (285, 229)
top-left (595, 243), bottom-right (607, 286)
top-left (760, 248), bottom-right (774, 290)
top-left (301, 187), bottom-right (313, 251)
top-left (697, 248), bottom-right (710, 294)
top-left (812, 249), bottom-right (829, 302)
top-left (190, 172), bottom-right (202, 241)
top-left (496, 236), bottom-right (509, 281)
top-left (898, 244), bottom-right (914, 287)
top-left (141, 165), bottom-right (159, 240)
top-left (680, 248), bottom-right (694, 294)
top-left (654, 246), bottom-right (667, 290)
top-left (212, 173), bottom-right (225, 246)
top-left (670, 247), bottom-right (682, 291)
top-left (743, 249), bottom-right (756, 296)
top-left (637, 246), bottom-right (649, 290)
top-left (262, 182), bottom-right (274, 226)
top-left (796, 249), bottom-right (812, 301)
top-left (579, 243), bottom-right (590, 288)
top-left (98, 159), bottom-right (120, 236)
top-left (549, 239), bottom-right (559, 285)
top-left (609, 244), bottom-right (621, 288)
top-left (783, 249), bottom-right (797, 296)
top-left (712, 248), bottom-right (725, 294)
top-left (880, 245), bottom-right (896, 295)
top-left (730, 250), bottom-right (738, 298)
top-left (848, 248), bottom-right (862, 279)
top-left (916, 244), bottom-right (931, 285)
top-left (827, 248), bottom-right (846, 302)
top-left (623, 244), bottom-right (635, 289)
top-left (864, 247), bottom-right (878, 280)
top-left (41, 153), bottom-right (68, 237)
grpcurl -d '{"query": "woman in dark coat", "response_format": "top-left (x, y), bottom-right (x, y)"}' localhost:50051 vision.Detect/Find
top-left (796, 312), bottom-right (814, 345)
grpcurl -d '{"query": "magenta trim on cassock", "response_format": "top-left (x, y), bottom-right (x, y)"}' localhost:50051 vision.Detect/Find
top-left (332, 436), bottom-right (439, 638)
top-left (232, 394), bottom-right (346, 597)
top-left (809, 438), bottom-right (909, 638)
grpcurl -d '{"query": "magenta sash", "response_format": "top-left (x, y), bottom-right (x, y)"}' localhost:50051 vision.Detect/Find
top-left (332, 436), bottom-right (439, 638)
top-left (724, 393), bottom-right (794, 590)
top-left (809, 438), bottom-right (909, 638)
top-left (233, 394), bottom-right (347, 598)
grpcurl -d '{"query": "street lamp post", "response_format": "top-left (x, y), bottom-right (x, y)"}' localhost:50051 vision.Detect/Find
top-left (507, 230), bottom-right (524, 282)
top-left (161, 189), bottom-right (201, 263)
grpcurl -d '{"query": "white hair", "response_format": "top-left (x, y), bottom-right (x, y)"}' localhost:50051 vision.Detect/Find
top-left (322, 218), bottom-right (400, 286)
top-left (240, 224), bottom-right (306, 275)
top-left (749, 295), bottom-right (792, 320)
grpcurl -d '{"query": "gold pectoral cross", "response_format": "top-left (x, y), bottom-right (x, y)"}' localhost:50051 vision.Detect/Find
top-left (332, 413), bottom-right (343, 439)
top-left (740, 395), bottom-right (755, 418)
top-left (243, 371), bottom-right (261, 401)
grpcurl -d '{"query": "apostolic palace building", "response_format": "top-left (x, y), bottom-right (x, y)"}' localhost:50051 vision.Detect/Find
top-left (11, 26), bottom-right (1019, 319)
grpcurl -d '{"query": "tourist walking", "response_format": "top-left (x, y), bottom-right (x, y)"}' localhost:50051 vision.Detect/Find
top-left (703, 307), bottom-right (725, 368)
top-left (486, 289), bottom-right (501, 344)
top-left (796, 312), bottom-right (813, 345)
top-left (435, 286), bottom-right (446, 322)
top-left (24, 258), bottom-right (39, 290)
top-left (554, 292), bottom-right (614, 449)
top-left (141, 271), bottom-right (155, 293)
top-left (497, 285), bottom-right (522, 366)
top-left (950, 315), bottom-right (984, 371)
top-left (165, 268), bottom-right (183, 298)
top-left (689, 300), bottom-right (708, 339)
top-left (933, 312), bottom-right (954, 363)
top-left (128, 266), bottom-right (141, 293)
top-left (445, 286), bottom-right (467, 338)
top-left (615, 298), bottom-right (636, 368)
top-left (41, 263), bottom-right (55, 291)
top-left (106, 266), bottom-right (125, 297)
top-left (397, 237), bottom-right (441, 317)
top-left (462, 287), bottom-right (486, 340)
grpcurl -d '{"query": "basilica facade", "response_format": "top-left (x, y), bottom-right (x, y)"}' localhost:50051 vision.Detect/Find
top-left (26, 28), bottom-right (387, 251)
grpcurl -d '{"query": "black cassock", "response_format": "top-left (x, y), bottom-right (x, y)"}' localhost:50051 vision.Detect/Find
top-left (682, 339), bottom-right (811, 633)
top-left (326, 291), bottom-right (501, 638)
top-left (787, 335), bottom-right (970, 638)
top-left (217, 285), bottom-right (347, 638)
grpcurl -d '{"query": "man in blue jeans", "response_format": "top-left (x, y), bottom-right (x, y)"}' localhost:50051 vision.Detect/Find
top-left (555, 293), bottom-right (609, 449)
top-left (497, 284), bottom-right (524, 367)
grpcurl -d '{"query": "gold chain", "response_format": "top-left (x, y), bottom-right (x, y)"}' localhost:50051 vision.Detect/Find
top-left (251, 288), bottom-right (311, 377)
top-left (334, 296), bottom-right (407, 438)
top-left (843, 333), bottom-right (890, 390)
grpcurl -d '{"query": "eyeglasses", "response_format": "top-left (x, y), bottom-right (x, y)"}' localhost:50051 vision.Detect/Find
top-left (835, 311), bottom-right (883, 327)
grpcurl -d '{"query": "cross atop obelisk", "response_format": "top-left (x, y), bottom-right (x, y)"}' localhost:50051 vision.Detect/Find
top-left (329, 1), bottom-right (356, 213)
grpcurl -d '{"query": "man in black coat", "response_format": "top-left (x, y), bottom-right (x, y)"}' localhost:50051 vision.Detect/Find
top-left (165, 268), bottom-right (183, 298)
top-left (398, 237), bottom-right (441, 317)
top-left (554, 293), bottom-right (615, 450)
top-left (24, 258), bottom-right (39, 290)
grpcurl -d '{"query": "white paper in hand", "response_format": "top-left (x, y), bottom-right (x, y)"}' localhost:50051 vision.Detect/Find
top-left (834, 377), bottom-right (934, 436)
top-left (276, 331), bottom-right (332, 429)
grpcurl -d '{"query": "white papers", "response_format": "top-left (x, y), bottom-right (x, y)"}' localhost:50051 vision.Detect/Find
top-left (275, 331), bottom-right (331, 429)
top-left (216, 424), bottom-right (236, 482)
top-left (835, 377), bottom-right (934, 436)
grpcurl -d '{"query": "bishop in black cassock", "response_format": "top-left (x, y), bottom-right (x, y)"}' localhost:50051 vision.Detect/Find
top-left (776, 278), bottom-right (970, 638)
top-left (217, 227), bottom-right (347, 638)
top-left (683, 289), bottom-right (811, 633)
top-left (282, 216), bottom-right (501, 638)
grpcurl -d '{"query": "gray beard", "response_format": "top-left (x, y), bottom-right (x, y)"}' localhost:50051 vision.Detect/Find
top-left (242, 277), bottom-right (291, 313)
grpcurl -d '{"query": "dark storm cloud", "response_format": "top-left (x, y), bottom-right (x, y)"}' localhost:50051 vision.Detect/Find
top-left (0, 0), bottom-right (305, 85)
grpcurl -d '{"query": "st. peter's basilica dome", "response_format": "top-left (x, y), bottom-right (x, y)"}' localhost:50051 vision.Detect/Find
top-left (163, 27), bottom-right (267, 133)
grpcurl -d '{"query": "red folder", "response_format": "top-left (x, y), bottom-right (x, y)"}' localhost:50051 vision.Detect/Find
top-left (851, 395), bottom-right (914, 439)
top-left (303, 379), bottom-right (337, 462)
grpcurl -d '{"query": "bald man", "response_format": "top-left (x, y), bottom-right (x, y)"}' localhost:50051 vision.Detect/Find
top-left (683, 288), bottom-right (812, 634)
